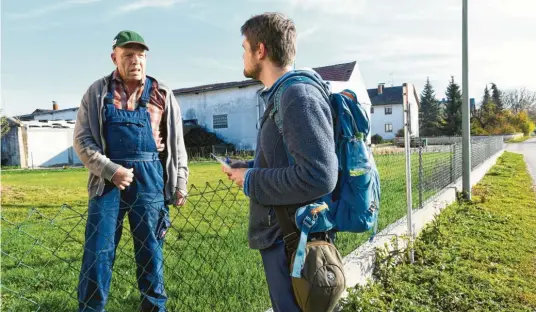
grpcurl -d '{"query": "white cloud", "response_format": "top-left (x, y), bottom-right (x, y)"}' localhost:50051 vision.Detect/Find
top-left (6, 0), bottom-right (103, 20)
top-left (278, 0), bottom-right (369, 17)
top-left (118, 0), bottom-right (185, 13)
top-left (297, 26), bottom-right (319, 43)
top-left (342, 37), bottom-right (459, 63)
top-left (104, 0), bottom-right (186, 19)
top-left (190, 57), bottom-right (242, 72)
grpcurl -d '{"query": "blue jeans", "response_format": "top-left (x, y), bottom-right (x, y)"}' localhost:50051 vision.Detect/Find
top-left (77, 161), bottom-right (169, 311)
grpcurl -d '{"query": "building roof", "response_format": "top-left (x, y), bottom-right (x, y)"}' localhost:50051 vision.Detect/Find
top-left (5, 118), bottom-right (76, 128)
top-left (173, 61), bottom-right (357, 95)
top-left (367, 86), bottom-right (404, 106)
top-left (173, 79), bottom-right (262, 95)
top-left (24, 119), bottom-right (76, 129)
top-left (312, 61), bottom-right (356, 82)
top-left (16, 107), bottom-right (79, 120)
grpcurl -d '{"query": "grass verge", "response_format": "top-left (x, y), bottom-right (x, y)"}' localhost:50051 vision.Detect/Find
top-left (507, 136), bottom-right (532, 143)
top-left (341, 151), bottom-right (536, 311)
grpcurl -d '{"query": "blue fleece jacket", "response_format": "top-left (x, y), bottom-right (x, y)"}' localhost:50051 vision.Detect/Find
top-left (234, 69), bottom-right (338, 250)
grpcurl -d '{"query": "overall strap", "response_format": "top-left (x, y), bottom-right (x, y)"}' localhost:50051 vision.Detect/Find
top-left (139, 77), bottom-right (153, 107)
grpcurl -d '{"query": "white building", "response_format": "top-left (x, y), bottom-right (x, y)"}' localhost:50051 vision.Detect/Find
top-left (367, 83), bottom-right (420, 140)
top-left (173, 61), bottom-right (372, 150)
top-left (1, 119), bottom-right (82, 168)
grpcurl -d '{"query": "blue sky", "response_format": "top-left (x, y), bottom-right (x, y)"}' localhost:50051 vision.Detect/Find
top-left (2, 0), bottom-right (535, 116)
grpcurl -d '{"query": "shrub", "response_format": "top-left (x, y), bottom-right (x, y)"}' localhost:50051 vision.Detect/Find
top-left (371, 134), bottom-right (384, 144)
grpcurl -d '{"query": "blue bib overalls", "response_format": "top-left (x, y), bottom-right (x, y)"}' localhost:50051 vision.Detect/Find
top-left (78, 77), bottom-right (170, 312)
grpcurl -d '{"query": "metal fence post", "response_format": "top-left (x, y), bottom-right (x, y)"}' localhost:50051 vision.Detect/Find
top-left (403, 90), bottom-right (414, 263)
top-left (450, 144), bottom-right (454, 184)
top-left (418, 144), bottom-right (423, 209)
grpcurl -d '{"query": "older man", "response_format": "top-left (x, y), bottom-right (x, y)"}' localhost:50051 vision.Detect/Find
top-left (74, 30), bottom-right (188, 312)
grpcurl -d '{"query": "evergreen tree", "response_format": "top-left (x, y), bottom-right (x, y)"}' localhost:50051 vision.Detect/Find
top-left (419, 77), bottom-right (442, 136)
top-left (472, 84), bottom-right (498, 131)
top-left (491, 83), bottom-right (503, 111)
top-left (440, 76), bottom-right (463, 136)
top-left (482, 85), bottom-right (491, 107)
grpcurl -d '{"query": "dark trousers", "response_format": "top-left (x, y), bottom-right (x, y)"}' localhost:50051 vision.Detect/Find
top-left (260, 241), bottom-right (302, 312)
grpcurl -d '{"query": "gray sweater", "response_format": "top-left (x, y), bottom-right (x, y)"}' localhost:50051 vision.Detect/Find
top-left (236, 70), bottom-right (338, 250)
top-left (73, 74), bottom-right (189, 204)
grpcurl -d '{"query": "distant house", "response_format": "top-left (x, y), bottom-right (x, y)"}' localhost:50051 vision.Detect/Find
top-left (173, 61), bottom-right (372, 150)
top-left (16, 101), bottom-right (78, 121)
top-left (367, 83), bottom-right (420, 140)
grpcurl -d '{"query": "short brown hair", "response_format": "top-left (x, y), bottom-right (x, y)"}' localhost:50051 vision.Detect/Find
top-left (241, 12), bottom-right (297, 68)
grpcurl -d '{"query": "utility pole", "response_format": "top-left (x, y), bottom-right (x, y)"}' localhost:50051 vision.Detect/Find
top-left (462, 0), bottom-right (472, 199)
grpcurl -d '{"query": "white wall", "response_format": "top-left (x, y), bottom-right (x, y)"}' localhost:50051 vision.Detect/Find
top-left (26, 127), bottom-right (82, 167)
top-left (176, 84), bottom-right (263, 151)
top-left (370, 104), bottom-right (404, 140)
top-left (35, 110), bottom-right (78, 121)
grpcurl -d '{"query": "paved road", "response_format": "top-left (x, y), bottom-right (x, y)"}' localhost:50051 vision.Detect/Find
top-left (506, 137), bottom-right (536, 183)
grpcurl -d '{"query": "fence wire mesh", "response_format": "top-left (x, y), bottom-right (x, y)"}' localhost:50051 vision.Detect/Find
top-left (1, 136), bottom-right (505, 311)
top-left (1, 182), bottom-right (271, 312)
top-left (412, 136), bottom-right (505, 209)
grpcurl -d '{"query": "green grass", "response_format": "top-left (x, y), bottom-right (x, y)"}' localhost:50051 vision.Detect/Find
top-left (507, 136), bottom-right (532, 143)
top-left (341, 152), bottom-right (536, 311)
top-left (1, 153), bottom-right (452, 312)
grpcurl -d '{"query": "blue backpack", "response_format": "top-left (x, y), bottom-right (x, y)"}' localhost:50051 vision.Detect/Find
top-left (270, 71), bottom-right (381, 278)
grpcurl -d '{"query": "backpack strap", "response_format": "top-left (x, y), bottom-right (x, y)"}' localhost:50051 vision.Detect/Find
top-left (269, 76), bottom-right (311, 259)
top-left (269, 74), bottom-right (331, 269)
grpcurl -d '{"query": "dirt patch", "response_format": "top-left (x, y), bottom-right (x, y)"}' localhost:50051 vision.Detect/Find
top-left (1, 185), bottom-right (26, 202)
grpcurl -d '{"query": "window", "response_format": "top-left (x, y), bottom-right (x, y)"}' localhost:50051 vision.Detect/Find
top-left (385, 107), bottom-right (392, 115)
top-left (371, 107), bottom-right (374, 114)
top-left (385, 124), bottom-right (393, 133)
top-left (213, 114), bottom-right (228, 129)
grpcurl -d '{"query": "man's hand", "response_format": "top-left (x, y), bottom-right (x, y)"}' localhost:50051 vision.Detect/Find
top-left (222, 167), bottom-right (247, 187)
top-left (111, 166), bottom-right (134, 190)
top-left (174, 190), bottom-right (186, 207)
top-left (227, 158), bottom-right (249, 169)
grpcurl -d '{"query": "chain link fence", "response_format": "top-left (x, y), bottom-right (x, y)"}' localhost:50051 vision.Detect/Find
top-left (1, 137), bottom-right (505, 311)
top-left (412, 136), bottom-right (505, 210)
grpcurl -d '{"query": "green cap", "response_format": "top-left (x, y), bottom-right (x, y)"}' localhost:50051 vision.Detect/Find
top-left (112, 30), bottom-right (149, 51)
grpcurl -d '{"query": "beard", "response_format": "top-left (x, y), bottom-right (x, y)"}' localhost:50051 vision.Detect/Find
top-left (243, 62), bottom-right (262, 80)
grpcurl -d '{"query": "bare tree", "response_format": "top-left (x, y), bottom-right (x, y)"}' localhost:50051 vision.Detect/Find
top-left (502, 88), bottom-right (536, 114)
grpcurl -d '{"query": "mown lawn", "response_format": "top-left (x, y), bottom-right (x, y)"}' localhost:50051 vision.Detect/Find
top-left (341, 152), bottom-right (536, 311)
top-left (1, 152), bottom-right (452, 312)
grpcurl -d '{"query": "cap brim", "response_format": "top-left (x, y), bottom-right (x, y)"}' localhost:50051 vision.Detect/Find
top-left (114, 41), bottom-right (149, 51)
